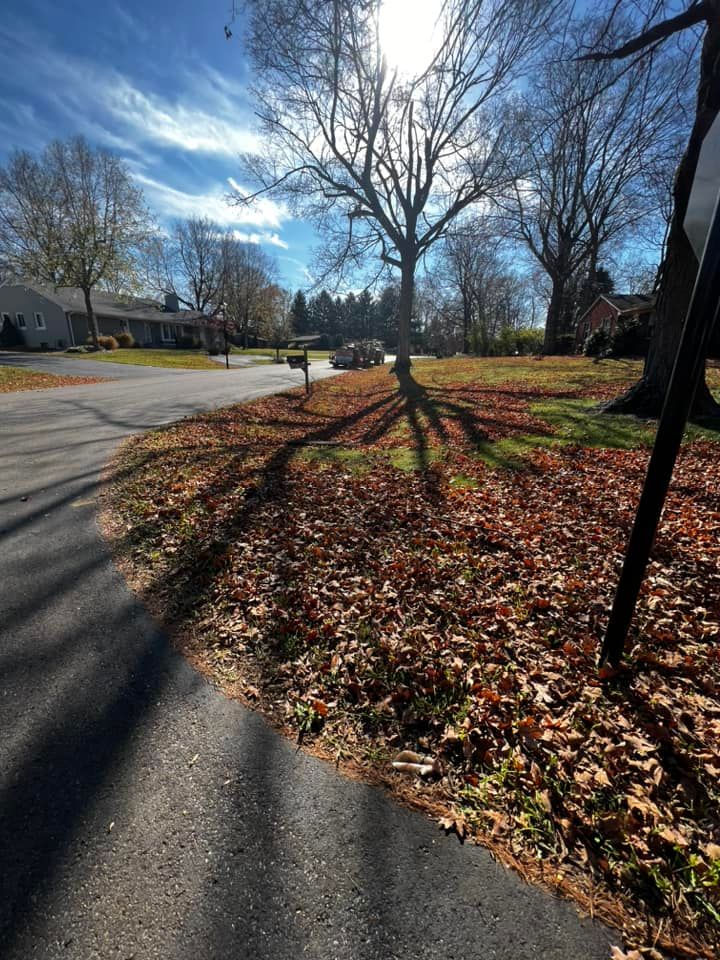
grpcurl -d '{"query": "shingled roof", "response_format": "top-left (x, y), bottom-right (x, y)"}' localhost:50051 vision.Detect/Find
top-left (22, 282), bottom-right (207, 325)
top-left (577, 293), bottom-right (656, 326)
top-left (602, 294), bottom-right (656, 314)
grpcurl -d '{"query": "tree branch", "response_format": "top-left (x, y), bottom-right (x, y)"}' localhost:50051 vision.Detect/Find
top-left (577, 2), bottom-right (707, 62)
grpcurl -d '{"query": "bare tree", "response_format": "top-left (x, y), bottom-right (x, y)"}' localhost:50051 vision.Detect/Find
top-left (148, 216), bottom-right (226, 314)
top-left (580, 1), bottom-right (720, 416)
top-left (221, 239), bottom-right (277, 347)
top-left (441, 221), bottom-right (507, 353)
top-left (504, 15), bottom-right (683, 354)
top-left (0, 137), bottom-right (150, 347)
top-left (234, 0), bottom-right (562, 373)
top-left (261, 287), bottom-right (295, 361)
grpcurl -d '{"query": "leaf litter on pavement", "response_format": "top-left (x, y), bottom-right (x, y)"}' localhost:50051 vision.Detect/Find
top-left (103, 358), bottom-right (720, 958)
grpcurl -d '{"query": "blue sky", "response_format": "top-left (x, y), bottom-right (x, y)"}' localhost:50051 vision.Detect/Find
top-left (0, 0), bottom-right (316, 289)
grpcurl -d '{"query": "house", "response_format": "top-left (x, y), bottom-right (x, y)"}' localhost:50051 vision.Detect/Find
top-left (0, 282), bottom-right (218, 350)
top-left (574, 293), bottom-right (656, 351)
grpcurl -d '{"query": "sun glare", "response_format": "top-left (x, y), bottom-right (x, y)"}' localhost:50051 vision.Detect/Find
top-left (378, 0), bottom-right (442, 76)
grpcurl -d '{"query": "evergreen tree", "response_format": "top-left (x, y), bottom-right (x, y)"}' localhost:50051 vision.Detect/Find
top-left (375, 284), bottom-right (400, 348)
top-left (290, 290), bottom-right (311, 336)
top-left (356, 289), bottom-right (375, 339)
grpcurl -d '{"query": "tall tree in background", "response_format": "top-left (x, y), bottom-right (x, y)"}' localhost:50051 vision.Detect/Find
top-left (0, 136), bottom-right (149, 346)
top-left (581, 1), bottom-right (720, 416)
top-left (235, 0), bottom-right (562, 373)
top-left (262, 286), bottom-right (295, 360)
top-left (149, 216), bottom-right (226, 313)
top-left (505, 15), bottom-right (682, 353)
top-left (222, 240), bottom-right (277, 346)
top-left (290, 290), bottom-right (312, 336)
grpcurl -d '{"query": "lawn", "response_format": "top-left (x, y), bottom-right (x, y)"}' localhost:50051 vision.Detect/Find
top-left (231, 346), bottom-right (332, 361)
top-left (104, 357), bottom-right (720, 957)
top-left (0, 365), bottom-right (109, 392)
top-left (64, 348), bottom-right (223, 370)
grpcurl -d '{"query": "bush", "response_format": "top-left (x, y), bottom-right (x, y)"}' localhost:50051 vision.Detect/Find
top-left (207, 347), bottom-right (220, 356)
top-left (584, 327), bottom-right (611, 357)
top-left (114, 332), bottom-right (134, 348)
top-left (176, 335), bottom-right (201, 349)
top-left (86, 335), bottom-right (119, 351)
top-left (610, 316), bottom-right (649, 357)
top-left (0, 317), bottom-right (24, 348)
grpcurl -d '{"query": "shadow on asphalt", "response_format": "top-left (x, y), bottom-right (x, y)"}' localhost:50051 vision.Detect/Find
top-left (0, 365), bottom-right (614, 959)
top-left (0, 598), bottom-right (178, 951)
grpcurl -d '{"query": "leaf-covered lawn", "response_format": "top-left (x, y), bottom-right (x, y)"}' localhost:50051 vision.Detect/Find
top-left (105, 357), bottom-right (720, 957)
top-left (0, 364), bottom-right (109, 392)
top-left (63, 348), bottom-right (222, 370)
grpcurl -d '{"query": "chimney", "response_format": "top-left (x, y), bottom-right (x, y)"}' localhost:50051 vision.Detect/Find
top-left (164, 292), bottom-right (179, 313)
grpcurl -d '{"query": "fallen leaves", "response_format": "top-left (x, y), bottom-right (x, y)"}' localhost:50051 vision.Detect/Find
top-left (106, 358), bottom-right (720, 957)
top-left (0, 365), bottom-right (109, 392)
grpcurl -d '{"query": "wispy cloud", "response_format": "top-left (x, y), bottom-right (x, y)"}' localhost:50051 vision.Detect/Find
top-left (230, 230), bottom-right (289, 249)
top-left (0, 23), bottom-right (259, 159)
top-left (134, 173), bottom-right (288, 239)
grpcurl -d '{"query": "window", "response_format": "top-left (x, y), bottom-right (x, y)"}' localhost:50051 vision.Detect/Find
top-left (16, 312), bottom-right (26, 329)
top-left (34, 312), bottom-right (46, 330)
top-left (1, 312), bottom-right (10, 325)
top-left (161, 323), bottom-right (176, 342)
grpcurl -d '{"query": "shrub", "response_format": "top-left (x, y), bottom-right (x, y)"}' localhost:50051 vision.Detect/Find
top-left (610, 316), bottom-right (649, 357)
top-left (86, 335), bottom-right (119, 350)
top-left (177, 335), bottom-right (201, 349)
top-left (0, 317), bottom-right (24, 348)
top-left (584, 327), bottom-right (611, 357)
top-left (207, 346), bottom-right (220, 356)
top-left (114, 331), bottom-right (134, 348)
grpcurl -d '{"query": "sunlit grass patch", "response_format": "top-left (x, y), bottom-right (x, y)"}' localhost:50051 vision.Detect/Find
top-left (105, 356), bottom-right (720, 956)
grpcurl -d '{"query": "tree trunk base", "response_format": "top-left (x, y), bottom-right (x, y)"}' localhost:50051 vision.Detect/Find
top-left (391, 357), bottom-right (412, 375)
top-left (601, 376), bottom-right (720, 421)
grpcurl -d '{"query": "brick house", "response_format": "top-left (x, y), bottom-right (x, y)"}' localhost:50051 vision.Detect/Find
top-left (574, 294), bottom-right (656, 352)
top-left (0, 282), bottom-right (218, 350)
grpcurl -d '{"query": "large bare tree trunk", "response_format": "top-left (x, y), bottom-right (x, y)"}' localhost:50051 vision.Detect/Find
top-left (394, 258), bottom-right (415, 374)
top-left (543, 276), bottom-right (565, 354)
top-left (83, 287), bottom-right (100, 348)
top-left (605, 10), bottom-right (720, 419)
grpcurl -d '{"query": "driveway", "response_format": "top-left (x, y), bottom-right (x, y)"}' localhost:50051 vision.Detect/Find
top-left (0, 354), bottom-right (614, 959)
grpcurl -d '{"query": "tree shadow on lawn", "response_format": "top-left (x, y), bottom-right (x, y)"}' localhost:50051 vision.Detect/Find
top-left (104, 368), bottom-right (720, 954)
top-left (114, 369), bottom-right (551, 623)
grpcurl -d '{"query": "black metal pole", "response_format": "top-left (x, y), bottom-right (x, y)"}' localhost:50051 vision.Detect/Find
top-left (600, 196), bottom-right (720, 667)
top-left (303, 345), bottom-right (310, 395)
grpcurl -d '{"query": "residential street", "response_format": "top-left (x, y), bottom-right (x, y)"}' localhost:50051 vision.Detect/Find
top-left (0, 353), bottom-right (613, 960)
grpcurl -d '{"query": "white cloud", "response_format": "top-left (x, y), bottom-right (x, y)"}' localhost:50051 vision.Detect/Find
top-left (0, 24), bottom-right (260, 160)
top-left (134, 173), bottom-right (288, 238)
top-left (229, 230), bottom-right (289, 249)
top-left (97, 75), bottom-right (261, 158)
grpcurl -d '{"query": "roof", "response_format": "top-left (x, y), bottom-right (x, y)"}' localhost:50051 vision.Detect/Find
top-left (603, 294), bottom-right (656, 313)
top-left (578, 293), bottom-right (656, 325)
top-left (13, 282), bottom-right (207, 325)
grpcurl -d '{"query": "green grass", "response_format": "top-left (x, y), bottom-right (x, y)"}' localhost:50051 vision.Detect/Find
top-left (231, 346), bottom-right (330, 361)
top-left (64, 348), bottom-right (222, 370)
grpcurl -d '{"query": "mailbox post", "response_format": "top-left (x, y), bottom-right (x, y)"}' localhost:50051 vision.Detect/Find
top-left (600, 116), bottom-right (720, 667)
top-left (286, 334), bottom-right (321, 395)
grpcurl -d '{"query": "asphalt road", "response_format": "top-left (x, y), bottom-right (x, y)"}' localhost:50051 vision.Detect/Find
top-left (0, 352), bottom-right (615, 960)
